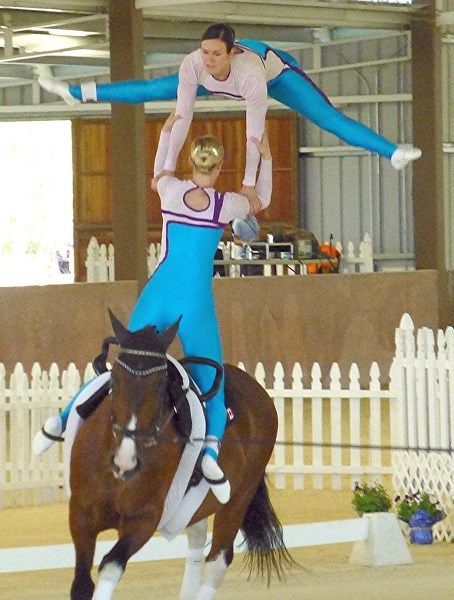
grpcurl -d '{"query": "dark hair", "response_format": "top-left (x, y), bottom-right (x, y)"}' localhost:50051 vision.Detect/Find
top-left (201, 23), bottom-right (236, 53)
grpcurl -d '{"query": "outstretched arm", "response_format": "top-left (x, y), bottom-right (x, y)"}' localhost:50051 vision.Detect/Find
top-left (239, 130), bottom-right (272, 214)
top-left (151, 112), bottom-right (181, 191)
top-left (162, 58), bottom-right (198, 173)
top-left (251, 131), bottom-right (272, 209)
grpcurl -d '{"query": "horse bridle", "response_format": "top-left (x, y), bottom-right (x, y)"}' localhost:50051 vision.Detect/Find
top-left (111, 347), bottom-right (177, 448)
top-left (110, 343), bottom-right (223, 448)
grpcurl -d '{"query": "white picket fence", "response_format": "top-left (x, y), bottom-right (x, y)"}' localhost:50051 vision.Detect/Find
top-left (85, 237), bottom-right (161, 283)
top-left (85, 234), bottom-right (373, 282)
top-left (1, 313), bottom-right (453, 542)
top-left (391, 313), bottom-right (454, 541)
top-left (1, 358), bottom-right (392, 509)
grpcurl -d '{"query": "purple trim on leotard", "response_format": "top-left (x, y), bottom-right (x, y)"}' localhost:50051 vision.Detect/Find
top-left (237, 39), bottom-right (333, 106)
top-left (212, 191), bottom-right (225, 225)
top-left (209, 90), bottom-right (244, 100)
top-left (182, 185), bottom-right (210, 213)
top-left (161, 209), bottom-right (225, 229)
top-left (283, 65), bottom-right (333, 107)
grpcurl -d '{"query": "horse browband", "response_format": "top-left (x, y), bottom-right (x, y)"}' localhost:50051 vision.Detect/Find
top-left (116, 347), bottom-right (168, 377)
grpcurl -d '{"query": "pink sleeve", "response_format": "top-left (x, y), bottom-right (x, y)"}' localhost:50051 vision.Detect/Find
top-left (154, 131), bottom-right (170, 175)
top-left (163, 55), bottom-right (198, 172)
top-left (242, 74), bottom-right (268, 186)
top-left (156, 175), bottom-right (180, 209)
top-left (219, 192), bottom-right (251, 223)
top-left (255, 158), bottom-right (272, 209)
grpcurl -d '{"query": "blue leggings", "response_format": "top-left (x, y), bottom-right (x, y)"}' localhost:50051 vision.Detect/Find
top-left (129, 293), bottom-right (225, 441)
top-left (128, 223), bottom-right (226, 442)
top-left (69, 43), bottom-right (396, 159)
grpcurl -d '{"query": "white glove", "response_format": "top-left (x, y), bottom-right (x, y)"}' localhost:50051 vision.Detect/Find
top-left (38, 75), bottom-right (80, 106)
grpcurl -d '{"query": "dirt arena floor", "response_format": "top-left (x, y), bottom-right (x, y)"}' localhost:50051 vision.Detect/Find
top-left (1, 487), bottom-right (454, 600)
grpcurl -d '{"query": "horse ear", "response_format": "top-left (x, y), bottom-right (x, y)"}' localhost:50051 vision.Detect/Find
top-left (160, 316), bottom-right (181, 350)
top-left (108, 309), bottom-right (129, 344)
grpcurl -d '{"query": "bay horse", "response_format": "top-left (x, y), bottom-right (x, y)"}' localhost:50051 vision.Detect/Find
top-left (68, 311), bottom-right (293, 600)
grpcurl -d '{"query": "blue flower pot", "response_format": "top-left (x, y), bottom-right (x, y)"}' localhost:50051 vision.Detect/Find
top-left (409, 526), bottom-right (433, 545)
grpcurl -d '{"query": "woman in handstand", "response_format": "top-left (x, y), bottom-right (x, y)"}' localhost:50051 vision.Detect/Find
top-left (33, 113), bottom-right (272, 504)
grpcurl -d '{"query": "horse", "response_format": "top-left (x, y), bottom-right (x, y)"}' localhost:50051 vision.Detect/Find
top-left (68, 311), bottom-right (293, 600)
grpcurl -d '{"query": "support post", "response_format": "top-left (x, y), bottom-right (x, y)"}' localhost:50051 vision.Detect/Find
top-left (109, 0), bottom-right (148, 291)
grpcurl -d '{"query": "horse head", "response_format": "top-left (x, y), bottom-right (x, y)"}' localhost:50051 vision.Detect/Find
top-left (108, 310), bottom-right (180, 480)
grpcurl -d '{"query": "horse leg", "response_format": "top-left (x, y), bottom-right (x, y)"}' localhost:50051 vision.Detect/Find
top-left (69, 503), bottom-right (97, 600)
top-left (195, 548), bottom-right (232, 600)
top-left (92, 521), bottom-right (156, 600)
top-left (195, 499), bottom-right (254, 600)
top-left (180, 518), bottom-right (208, 600)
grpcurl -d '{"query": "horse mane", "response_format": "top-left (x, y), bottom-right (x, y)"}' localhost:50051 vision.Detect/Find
top-left (109, 310), bottom-right (180, 374)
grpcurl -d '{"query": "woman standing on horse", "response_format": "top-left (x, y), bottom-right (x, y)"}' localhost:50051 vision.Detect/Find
top-left (34, 113), bottom-right (272, 505)
top-left (39, 22), bottom-right (421, 218)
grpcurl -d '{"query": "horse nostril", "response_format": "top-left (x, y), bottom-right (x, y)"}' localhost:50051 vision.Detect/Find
top-left (111, 455), bottom-right (120, 476)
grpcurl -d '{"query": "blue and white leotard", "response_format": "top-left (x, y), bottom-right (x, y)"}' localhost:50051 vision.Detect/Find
top-left (69, 38), bottom-right (397, 185)
top-left (59, 130), bottom-right (272, 442)
top-left (127, 130), bottom-right (272, 441)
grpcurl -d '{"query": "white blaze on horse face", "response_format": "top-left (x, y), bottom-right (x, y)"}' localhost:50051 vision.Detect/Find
top-left (113, 415), bottom-right (138, 477)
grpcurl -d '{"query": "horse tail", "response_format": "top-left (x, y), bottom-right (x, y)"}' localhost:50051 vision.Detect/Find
top-left (240, 476), bottom-right (295, 584)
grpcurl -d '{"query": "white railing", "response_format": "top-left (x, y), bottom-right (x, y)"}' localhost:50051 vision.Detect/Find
top-left (1, 359), bottom-right (392, 509)
top-left (85, 237), bottom-right (161, 283)
top-left (339, 233), bottom-right (374, 274)
top-left (391, 313), bottom-right (454, 542)
top-left (85, 234), bottom-right (373, 282)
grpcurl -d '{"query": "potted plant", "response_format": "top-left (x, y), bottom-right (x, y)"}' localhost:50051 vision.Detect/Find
top-left (352, 481), bottom-right (392, 516)
top-left (394, 492), bottom-right (446, 544)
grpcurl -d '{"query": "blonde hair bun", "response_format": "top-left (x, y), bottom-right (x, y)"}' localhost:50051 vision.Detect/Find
top-left (190, 135), bottom-right (224, 174)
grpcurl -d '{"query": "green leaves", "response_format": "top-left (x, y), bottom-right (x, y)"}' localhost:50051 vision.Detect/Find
top-left (352, 482), bottom-right (392, 516)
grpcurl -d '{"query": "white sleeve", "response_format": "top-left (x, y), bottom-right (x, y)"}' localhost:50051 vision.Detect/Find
top-left (219, 192), bottom-right (251, 224)
top-left (156, 175), bottom-right (181, 209)
top-left (154, 131), bottom-right (171, 176)
top-left (255, 158), bottom-right (272, 209)
top-left (242, 74), bottom-right (268, 186)
top-left (163, 55), bottom-right (198, 172)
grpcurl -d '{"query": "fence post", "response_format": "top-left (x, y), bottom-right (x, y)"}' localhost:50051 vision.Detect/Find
top-left (358, 233), bottom-right (373, 273)
top-left (311, 362), bottom-right (323, 490)
top-left (147, 243), bottom-right (158, 277)
top-left (446, 327), bottom-right (454, 450)
top-left (0, 364), bottom-right (6, 508)
top-left (369, 362), bottom-right (382, 475)
top-left (98, 244), bottom-right (108, 282)
top-left (329, 363), bottom-right (342, 490)
top-left (108, 243), bottom-right (115, 281)
top-left (291, 363), bottom-right (304, 489)
top-left (272, 362), bottom-right (286, 489)
top-left (85, 236), bottom-right (99, 283)
top-left (348, 363), bottom-right (361, 488)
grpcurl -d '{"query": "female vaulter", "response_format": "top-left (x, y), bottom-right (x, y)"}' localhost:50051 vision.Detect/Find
top-left (39, 23), bottom-right (421, 203)
top-left (33, 113), bottom-right (273, 504)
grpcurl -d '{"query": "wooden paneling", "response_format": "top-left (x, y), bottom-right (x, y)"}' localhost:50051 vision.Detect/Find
top-left (73, 112), bottom-right (297, 281)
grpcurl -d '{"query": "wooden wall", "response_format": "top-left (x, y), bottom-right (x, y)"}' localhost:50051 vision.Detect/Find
top-left (72, 112), bottom-right (297, 281)
top-left (0, 271), bottom-right (438, 386)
